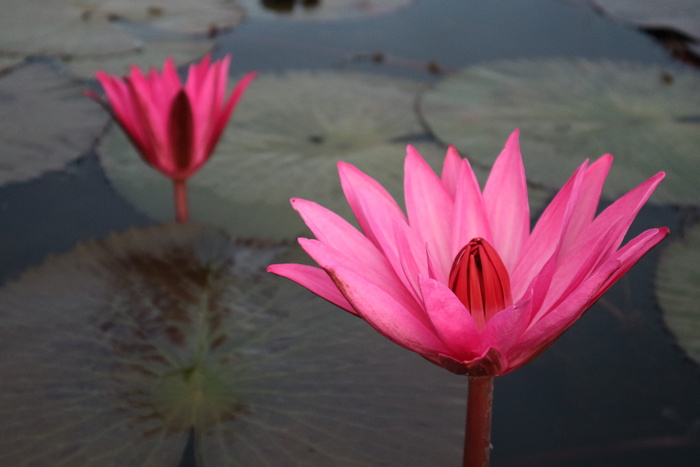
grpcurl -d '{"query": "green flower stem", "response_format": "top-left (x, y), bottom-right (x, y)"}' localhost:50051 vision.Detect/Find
top-left (463, 375), bottom-right (494, 467)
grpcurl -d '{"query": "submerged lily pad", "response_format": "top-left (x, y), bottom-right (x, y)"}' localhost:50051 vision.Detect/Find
top-left (238, 0), bottom-right (414, 21)
top-left (0, 223), bottom-right (464, 466)
top-left (0, 63), bottom-right (108, 186)
top-left (420, 59), bottom-right (700, 205)
top-left (98, 71), bottom-right (451, 239)
top-left (657, 223), bottom-right (700, 366)
top-left (0, 0), bottom-right (242, 62)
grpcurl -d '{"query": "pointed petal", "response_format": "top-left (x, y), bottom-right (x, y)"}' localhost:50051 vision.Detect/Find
top-left (511, 159), bottom-right (588, 299)
top-left (338, 161), bottom-right (406, 248)
top-left (207, 71), bottom-right (257, 157)
top-left (291, 198), bottom-right (409, 298)
top-left (593, 227), bottom-right (670, 302)
top-left (482, 129), bottom-right (530, 271)
top-left (404, 145), bottom-right (454, 278)
top-left (267, 263), bottom-right (356, 313)
top-left (452, 157), bottom-right (494, 259)
top-left (441, 145), bottom-right (462, 198)
top-left (327, 265), bottom-right (450, 358)
top-left (561, 154), bottom-right (612, 253)
top-left (418, 275), bottom-right (484, 359)
top-left (481, 289), bottom-right (534, 358)
top-left (298, 238), bottom-right (422, 322)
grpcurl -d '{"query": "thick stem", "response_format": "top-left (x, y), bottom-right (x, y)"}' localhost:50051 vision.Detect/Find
top-left (463, 375), bottom-right (494, 467)
top-left (173, 179), bottom-right (189, 223)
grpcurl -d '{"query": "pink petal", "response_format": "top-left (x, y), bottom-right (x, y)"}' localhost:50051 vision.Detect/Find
top-left (404, 145), bottom-right (454, 279)
top-left (267, 263), bottom-right (356, 313)
top-left (298, 238), bottom-right (422, 322)
top-left (482, 129), bottom-right (530, 271)
top-left (327, 265), bottom-right (450, 358)
top-left (418, 275), bottom-right (484, 359)
top-left (451, 157), bottom-right (494, 263)
top-left (560, 154), bottom-right (612, 253)
top-left (481, 289), bottom-right (534, 358)
top-left (592, 227), bottom-right (670, 302)
top-left (337, 161), bottom-right (406, 248)
top-left (504, 260), bottom-right (621, 372)
top-left (580, 172), bottom-right (665, 259)
top-left (207, 71), bottom-right (257, 157)
top-left (510, 159), bottom-right (588, 299)
top-left (291, 197), bottom-right (406, 292)
top-left (440, 145), bottom-right (462, 198)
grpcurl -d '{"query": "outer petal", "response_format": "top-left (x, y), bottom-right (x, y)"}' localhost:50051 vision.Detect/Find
top-left (418, 275), bottom-right (484, 359)
top-left (451, 157), bottom-right (494, 261)
top-left (592, 227), bottom-right (670, 302)
top-left (481, 288), bottom-right (534, 359)
top-left (327, 265), bottom-right (450, 358)
top-left (561, 154), bottom-right (612, 253)
top-left (298, 238), bottom-right (422, 323)
top-left (404, 145), bottom-right (454, 279)
top-left (577, 172), bottom-right (665, 260)
top-left (338, 161), bottom-right (406, 248)
top-left (441, 145), bottom-right (462, 198)
top-left (267, 263), bottom-right (355, 313)
top-left (510, 159), bottom-right (587, 300)
top-left (504, 259), bottom-right (621, 372)
top-left (482, 129), bottom-right (530, 271)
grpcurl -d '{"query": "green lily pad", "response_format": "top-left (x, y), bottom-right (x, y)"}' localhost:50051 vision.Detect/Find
top-left (238, 0), bottom-right (414, 21)
top-left (98, 71), bottom-right (451, 239)
top-left (63, 23), bottom-right (215, 78)
top-left (0, 223), bottom-right (465, 466)
top-left (420, 59), bottom-right (700, 205)
top-left (0, 0), bottom-right (242, 59)
top-left (0, 63), bottom-right (108, 186)
top-left (657, 223), bottom-right (700, 366)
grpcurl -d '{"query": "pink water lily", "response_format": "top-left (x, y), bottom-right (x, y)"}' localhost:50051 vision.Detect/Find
top-left (268, 130), bottom-right (668, 377)
top-left (88, 55), bottom-right (256, 221)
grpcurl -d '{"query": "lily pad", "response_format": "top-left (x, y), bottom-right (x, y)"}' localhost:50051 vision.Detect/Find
top-left (657, 223), bottom-right (700, 366)
top-left (0, 63), bottom-right (108, 186)
top-left (420, 59), bottom-right (700, 205)
top-left (0, 0), bottom-right (242, 59)
top-left (63, 24), bottom-right (215, 78)
top-left (0, 223), bottom-right (465, 466)
top-left (98, 71), bottom-right (449, 239)
top-left (238, 0), bottom-right (414, 21)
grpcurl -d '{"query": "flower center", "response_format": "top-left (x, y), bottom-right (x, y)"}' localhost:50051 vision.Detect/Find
top-left (448, 238), bottom-right (513, 331)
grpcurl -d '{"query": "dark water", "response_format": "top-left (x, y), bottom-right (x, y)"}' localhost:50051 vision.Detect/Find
top-left (1, 0), bottom-right (699, 466)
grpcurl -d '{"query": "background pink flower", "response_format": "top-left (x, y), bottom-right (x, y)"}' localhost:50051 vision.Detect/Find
top-left (88, 55), bottom-right (256, 221)
top-left (268, 129), bottom-right (668, 377)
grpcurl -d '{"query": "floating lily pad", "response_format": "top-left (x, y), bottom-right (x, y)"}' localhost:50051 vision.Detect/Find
top-left (420, 59), bottom-right (700, 205)
top-left (98, 71), bottom-right (451, 239)
top-left (0, 63), bottom-right (108, 186)
top-left (0, 223), bottom-right (464, 466)
top-left (63, 24), bottom-right (215, 78)
top-left (657, 223), bottom-right (700, 366)
top-left (238, 0), bottom-right (414, 21)
top-left (0, 0), bottom-right (242, 59)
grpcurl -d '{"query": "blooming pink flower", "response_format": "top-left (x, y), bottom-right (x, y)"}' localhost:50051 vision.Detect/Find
top-left (268, 130), bottom-right (668, 376)
top-left (90, 55), bottom-right (256, 181)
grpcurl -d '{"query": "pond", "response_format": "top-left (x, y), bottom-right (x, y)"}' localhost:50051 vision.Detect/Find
top-left (0, 0), bottom-right (699, 466)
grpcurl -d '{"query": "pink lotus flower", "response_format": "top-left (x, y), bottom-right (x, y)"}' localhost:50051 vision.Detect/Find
top-left (88, 55), bottom-right (256, 221)
top-left (268, 130), bottom-right (668, 377)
